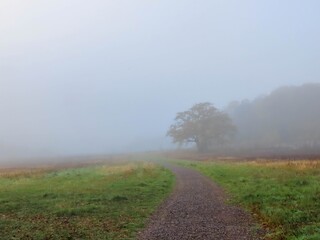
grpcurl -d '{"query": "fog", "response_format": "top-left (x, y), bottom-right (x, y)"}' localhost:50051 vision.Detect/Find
top-left (226, 83), bottom-right (320, 155)
top-left (1, 1), bottom-right (320, 160)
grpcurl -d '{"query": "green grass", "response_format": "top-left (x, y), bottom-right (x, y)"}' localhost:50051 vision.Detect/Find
top-left (173, 159), bottom-right (320, 240)
top-left (0, 161), bottom-right (174, 239)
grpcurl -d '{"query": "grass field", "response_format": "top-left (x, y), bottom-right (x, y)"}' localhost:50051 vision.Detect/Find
top-left (173, 159), bottom-right (320, 240)
top-left (0, 161), bottom-right (174, 239)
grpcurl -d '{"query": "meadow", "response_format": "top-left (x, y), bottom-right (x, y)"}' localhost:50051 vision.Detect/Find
top-left (173, 158), bottom-right (320, 240)
top-left (0, 160), bottom-right (174, 239)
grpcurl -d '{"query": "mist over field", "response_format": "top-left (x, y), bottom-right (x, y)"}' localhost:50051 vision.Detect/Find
top-left (1, 1), bottom-right (320, 162)
top-left (226, 83), bottom-right (320, 155)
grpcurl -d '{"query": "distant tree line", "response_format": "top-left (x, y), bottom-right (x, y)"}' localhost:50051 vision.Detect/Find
top-left (226, 83), bottom-right (320, 151)
top-left (168, 83), bottom-right (320, 154)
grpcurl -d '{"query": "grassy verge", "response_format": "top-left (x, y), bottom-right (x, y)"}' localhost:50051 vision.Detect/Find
top-left (0, 161), bottom-right (174, 239)
top-left (173, 159), bottom-right (320, 240)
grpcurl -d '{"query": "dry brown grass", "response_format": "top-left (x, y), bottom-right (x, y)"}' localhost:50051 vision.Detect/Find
top-left (0, 167), bottom-right (55, 179)
top-left (100, 163), bottom-right (138, 175)
top-left (164, 150), bottom-right (320, 170)
top-left (0, 154), bottom-right (131, 179)
top-left (246, 159), bottom-right (320, 170)
top-left (99, 161), bottom-right (157, 176)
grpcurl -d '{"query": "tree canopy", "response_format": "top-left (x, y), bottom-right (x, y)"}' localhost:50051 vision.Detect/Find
top-left (167, 102), bottom-right (236, 152)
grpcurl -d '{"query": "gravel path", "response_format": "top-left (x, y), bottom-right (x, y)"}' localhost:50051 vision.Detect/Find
top-left (138, 164), bottom-right (263, 240)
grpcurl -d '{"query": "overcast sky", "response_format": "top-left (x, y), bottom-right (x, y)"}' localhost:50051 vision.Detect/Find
top-left (1, 0), bottom-right (320, 158)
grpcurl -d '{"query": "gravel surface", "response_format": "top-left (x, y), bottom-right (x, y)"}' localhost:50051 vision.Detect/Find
top-left (138, 164), bottom-right (263, 240)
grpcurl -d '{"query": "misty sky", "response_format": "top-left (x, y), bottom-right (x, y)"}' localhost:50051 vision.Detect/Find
top-left (1, 0), bottom-right (320, 157)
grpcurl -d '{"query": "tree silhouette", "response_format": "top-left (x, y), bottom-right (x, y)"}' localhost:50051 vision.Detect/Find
top-left (167, 102), bottom-right (236, 152)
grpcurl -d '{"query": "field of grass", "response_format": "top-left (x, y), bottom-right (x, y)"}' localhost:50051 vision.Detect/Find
top-left (0, 161), bottom-right (174, 239)
top-left (173, 159), bottom-right (320, 240)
